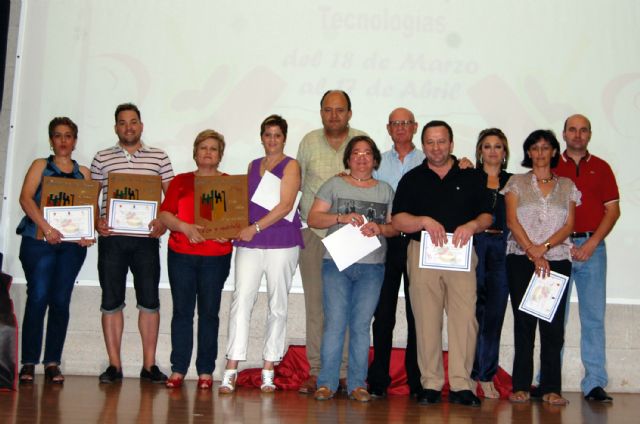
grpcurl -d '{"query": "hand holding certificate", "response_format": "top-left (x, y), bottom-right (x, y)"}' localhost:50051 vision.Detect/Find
top-left (321, 217), bottom-right (381, 271)
top-left (108, 199), bottom-right (158, 235)
top-left (518, 271), bottom-right (569, 322)
top-left (38, 176), bottom-right (100, 240)
top-left (44, 205), bottom-right (95, 241)
top-left (419, 231), bottom-right (473, 271)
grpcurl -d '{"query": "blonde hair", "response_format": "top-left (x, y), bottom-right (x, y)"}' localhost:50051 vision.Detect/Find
top-left (193, 129), bottom-right (225, 160)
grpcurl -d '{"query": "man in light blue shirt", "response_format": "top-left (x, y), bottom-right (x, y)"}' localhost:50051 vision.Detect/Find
top-left (374, 110), bottom-right (425, 189)
top-left (368, 107), bottom-right (424, 397)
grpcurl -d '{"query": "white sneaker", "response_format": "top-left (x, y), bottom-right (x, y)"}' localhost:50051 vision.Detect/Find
top-left (260, 369), bottom-right (276, 392)
top-left (218, 369), bottom-right (237, 394)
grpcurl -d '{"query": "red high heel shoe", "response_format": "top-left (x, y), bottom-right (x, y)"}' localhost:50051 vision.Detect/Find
top-left (198, 377), bottom-right (214, 390)
top-left (165, 375), bottom-right (184, 389)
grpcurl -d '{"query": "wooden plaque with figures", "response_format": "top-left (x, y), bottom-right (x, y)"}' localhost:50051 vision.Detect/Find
top-left (37, 176), bottom-right (100, 240)
top-left (194, 175), bottom-right (248, 239)
top-left (106, 173), bottom-right (162, 235)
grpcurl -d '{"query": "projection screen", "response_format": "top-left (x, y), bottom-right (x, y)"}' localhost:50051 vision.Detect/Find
top-left (1, 0), bottom-right (638, 302)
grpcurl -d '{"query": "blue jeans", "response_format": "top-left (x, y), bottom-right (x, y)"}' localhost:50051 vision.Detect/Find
top-left (19, 236), bottom-right (87, 365)
top-left (472, 232), bottom-right (509, 382)
top-left (167, 249), bottom-right (231, 375)
top-left (566, 237), bottom-right (608, 394)
top-left (318, 259), bottom-right (384, 393)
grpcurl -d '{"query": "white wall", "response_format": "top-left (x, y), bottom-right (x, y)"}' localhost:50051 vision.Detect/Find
top-left (1, 0), bottom-right (639, 301)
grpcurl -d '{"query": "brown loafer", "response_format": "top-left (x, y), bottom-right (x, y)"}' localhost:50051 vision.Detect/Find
top-left (349, 387), bottom-right (371, 402)
top-left (314, 386), bottom-right (335, 401)
top-left (299, 375), bottom-right (317, 394)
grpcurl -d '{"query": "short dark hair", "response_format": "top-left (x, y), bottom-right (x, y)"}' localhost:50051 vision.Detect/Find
top-left (260, 114), bottom-right (288, 140)
top-left (342, 135), bottom-right (382, 170)
top-left (475, 128), bottom-right (509, 170)
top-left (114, 102), bottom-right (141, 123)
top-left (421, 120), bottom-right (453, 143)
top-left (521, 129), bottom-right (561, 168)
top-left (320, 90), bottom-right (352, 111)
top-left (48, 117), bottom-right (78, 139)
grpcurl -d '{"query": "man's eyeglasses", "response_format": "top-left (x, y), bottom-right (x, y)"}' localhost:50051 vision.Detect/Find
top-left (389, 120), bottom-right (415, 128)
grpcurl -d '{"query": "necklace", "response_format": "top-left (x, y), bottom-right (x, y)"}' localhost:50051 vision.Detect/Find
top-left (350, 174), bottom-right (373, 182)
top-left (536, 175), bottom-right (555, 184)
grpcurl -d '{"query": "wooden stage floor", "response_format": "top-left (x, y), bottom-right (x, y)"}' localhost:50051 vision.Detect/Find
top-left (0, 375), bottom-right (637, 423)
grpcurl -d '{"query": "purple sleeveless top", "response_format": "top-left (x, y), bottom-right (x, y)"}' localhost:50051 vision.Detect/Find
top-left (234, 156), bottom-right (304, 249)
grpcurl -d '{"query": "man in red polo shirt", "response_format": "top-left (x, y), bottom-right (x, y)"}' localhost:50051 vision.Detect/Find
top-left (554, 114), bottom-right (620, 402)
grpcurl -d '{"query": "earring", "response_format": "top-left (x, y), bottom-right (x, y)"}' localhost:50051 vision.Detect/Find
top-left (502, 157), bottom-right (506, 164)
top-left (479, 157), bottom-right (483, 164)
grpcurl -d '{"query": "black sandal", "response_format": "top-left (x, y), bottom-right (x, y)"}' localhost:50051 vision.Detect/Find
top-left (44, 365), bottom-right (65, 384)
top-left (19, 364), bottom-right (35, 384)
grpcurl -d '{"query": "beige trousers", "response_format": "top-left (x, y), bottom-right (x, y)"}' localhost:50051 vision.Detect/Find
top-left (407, 240), bottom-right (478, 391)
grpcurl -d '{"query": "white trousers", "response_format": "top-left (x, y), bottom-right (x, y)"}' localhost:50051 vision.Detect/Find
top-left (225, 246), bottom-right (300, 362)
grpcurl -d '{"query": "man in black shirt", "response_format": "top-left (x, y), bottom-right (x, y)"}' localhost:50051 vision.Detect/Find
top-left (393, 120), bottom-right (492, 407)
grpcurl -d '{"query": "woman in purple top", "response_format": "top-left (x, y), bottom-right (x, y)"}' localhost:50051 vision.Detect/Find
top-left (219, 115), bottom-right (303, 394)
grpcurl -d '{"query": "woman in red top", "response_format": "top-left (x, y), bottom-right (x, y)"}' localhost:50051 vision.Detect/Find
top-left (159, 129), bottom-right (232, 389)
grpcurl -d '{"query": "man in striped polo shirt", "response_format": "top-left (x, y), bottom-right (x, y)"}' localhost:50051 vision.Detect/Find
top-left (91, 103), bottom-right (174, 384)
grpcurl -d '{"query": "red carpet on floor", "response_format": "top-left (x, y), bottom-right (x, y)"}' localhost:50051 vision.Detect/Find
top-left (236, 345), bottom-right (513, 398)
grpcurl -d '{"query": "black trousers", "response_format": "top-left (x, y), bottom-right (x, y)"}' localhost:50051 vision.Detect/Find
top-left (367, 236), bottom-right (421, 392)
top-left (507, 254), bottom-right (571, 394)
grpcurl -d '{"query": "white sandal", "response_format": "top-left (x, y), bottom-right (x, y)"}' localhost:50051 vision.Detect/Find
top-left (260, 369), bottom-right (276, 392)
top-left (218, 369), bottom-right (237, 394)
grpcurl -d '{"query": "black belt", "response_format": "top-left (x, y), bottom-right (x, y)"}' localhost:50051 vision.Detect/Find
top-left (571, 231), bottom-right (594, 238)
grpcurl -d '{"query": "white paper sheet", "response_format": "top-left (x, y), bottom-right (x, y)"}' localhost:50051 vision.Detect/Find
top-left (321, 218), bottom-right (381, 271)
top-left (251, 170), bottom-right (301, 222)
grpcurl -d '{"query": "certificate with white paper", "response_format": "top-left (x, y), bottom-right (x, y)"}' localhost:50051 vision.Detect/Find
top-left (419, 232), bottom-right (473, 271)
top-left (518, 271), bottom-right (569, 322)
top-left (108, 199), bottom-right (157, 235)
top-left (251, 170), bottom-right (301, 222)
top-left (321, 218), bottom-right (381, 271)
top-left (43, 205), bottom-right (94, 241)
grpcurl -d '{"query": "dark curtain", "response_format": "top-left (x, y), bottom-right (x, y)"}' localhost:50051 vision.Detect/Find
top-left (0, 0), bottom-right (10, 108)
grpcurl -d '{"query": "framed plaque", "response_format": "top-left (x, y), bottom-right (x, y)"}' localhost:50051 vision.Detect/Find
top-left (38, 176), bottom-right (100, 240)
top-left (106, 173), bottom-right (162, 236)
top-left (194, 175), bottom-right (248, 239)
